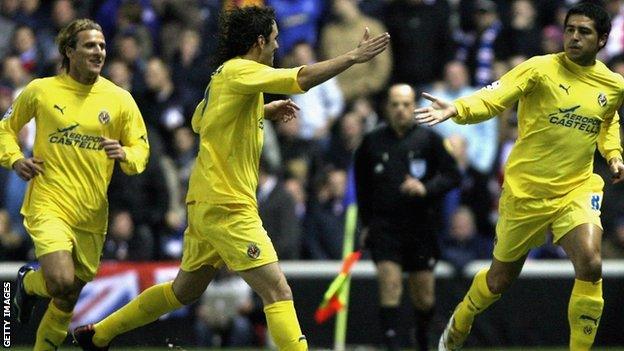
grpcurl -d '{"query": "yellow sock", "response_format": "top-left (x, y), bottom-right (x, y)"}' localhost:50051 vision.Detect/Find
top-left (93, 281), bottom-right (183, 347)
top-left (569, 279), bottom-right (603, 351)
top-left (24, 269), bottom-right (51, 298)
top-left (264, 300), bottom-right (308, 351)
top-left (34, 301), bottom-right (72, 351)
top-left (454, 268), bottom-right (501, 332)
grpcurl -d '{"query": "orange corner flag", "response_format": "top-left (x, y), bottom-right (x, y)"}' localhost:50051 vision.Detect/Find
top-left (314, 251), bottom-right (362, 324)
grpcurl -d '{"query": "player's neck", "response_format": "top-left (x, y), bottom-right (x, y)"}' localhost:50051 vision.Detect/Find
top-left (567, 55), bottom-right (596, 67)
top-left (67, 67), bottom-right (98, 85)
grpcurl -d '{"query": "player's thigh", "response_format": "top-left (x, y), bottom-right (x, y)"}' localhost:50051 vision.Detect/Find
top-left (200, 203), bottom-right (278, 271)
top-left (72, 228), bottom-right (105, 283)
top-left (375, 260), bottom-right (403, 305)
top-left (237, 262), bottom-right (291, 305)
top-left (552, 174), bottom-right (603, 246)
top-left (407, 270), bottom-right (435, 310)
top-left (494, 189), bottom-right (554, 262)
top-left (25, 215), bottom-right (74, 265)
top-left (25, 216), bottom-right (77, 289)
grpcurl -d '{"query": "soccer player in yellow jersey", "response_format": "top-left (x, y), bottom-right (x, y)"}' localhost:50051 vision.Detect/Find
top-left (415, 3), bottom-right (624, 351)
top-left (4, 19), bottom-right (149, 350)
top-left (73, 6), bottom-right (389, 351)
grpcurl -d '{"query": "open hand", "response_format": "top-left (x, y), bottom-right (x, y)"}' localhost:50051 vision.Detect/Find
top-left (265, 99), bottom-right (300, 123)
top-left (351, 27), bottom-right (390, 64)
top-left (414, 92), bottom-right (457, 126)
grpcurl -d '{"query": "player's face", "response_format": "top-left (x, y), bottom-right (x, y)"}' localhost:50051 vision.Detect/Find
top-left (387, 86), bottom-right (416, 131)
top-left (260, 22), bottom-right (279, 66)
top-left (68, 29), bottom-right (106, 79)
top-left (564, 15), bottom-right (605, 65)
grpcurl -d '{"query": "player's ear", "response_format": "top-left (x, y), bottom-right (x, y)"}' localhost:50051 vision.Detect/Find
top-left (599, 34), bottom-right (608, 49)
top-left (256, 35), bottom-right (266, 49)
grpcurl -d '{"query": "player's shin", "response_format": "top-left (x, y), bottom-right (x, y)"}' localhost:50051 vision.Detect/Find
top-left (264, 300), bottom-right (307, 351)
top-left (93, 281), bottom-right (183, 347)
top-left (454, 268), bottom-right (501, 332)
top-left (34, 301), bottom-right (72, 351)
top-left (568, 279), bottom-right (603, 351)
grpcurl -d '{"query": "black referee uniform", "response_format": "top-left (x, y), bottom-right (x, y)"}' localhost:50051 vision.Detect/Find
top-left (354, 123), bottom-right (461, 271)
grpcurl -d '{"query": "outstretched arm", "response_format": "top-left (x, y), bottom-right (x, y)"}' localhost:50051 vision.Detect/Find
top-left (297, 28), bottom-right (390, 91)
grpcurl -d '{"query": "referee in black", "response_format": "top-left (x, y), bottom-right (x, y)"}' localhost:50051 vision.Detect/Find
top-left (354, 84), bottom-right (461, 351)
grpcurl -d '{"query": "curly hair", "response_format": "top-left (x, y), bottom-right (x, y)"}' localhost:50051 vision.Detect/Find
top-left (56, 19), bottom-right (103, 72)
top-left (215, 6), bottom-right (275, 66)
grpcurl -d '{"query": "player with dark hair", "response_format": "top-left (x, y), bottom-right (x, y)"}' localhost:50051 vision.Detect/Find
top-left (74, 6), bottom-right (390, 350)
top-left (6, 18), bottom-right (149, 350)
top-left (416, 3), bottom-right (624, 350)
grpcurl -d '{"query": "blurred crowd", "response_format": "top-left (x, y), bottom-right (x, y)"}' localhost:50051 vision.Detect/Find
top-left (1, 0), bottom-right (624, 272)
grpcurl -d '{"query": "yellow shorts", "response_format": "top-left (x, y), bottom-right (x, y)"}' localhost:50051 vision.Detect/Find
top-left (494, 174), bottom-right (604, 262)
top-left (24, 215), bottom-right (105, 282)
top-left (181, 202), bottom-right (278, 272)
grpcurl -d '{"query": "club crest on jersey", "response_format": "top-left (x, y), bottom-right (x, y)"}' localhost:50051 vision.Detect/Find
top-left (409, 159), bottom-right (427, 179)
top-left (2, 105), bottom-right (13, 120)
top-left (98, 110), bottom-right (110, 124)
top-left (597, 93), bottom-right (607, 107)
top-left (247, 243), bottom-right (261, 259)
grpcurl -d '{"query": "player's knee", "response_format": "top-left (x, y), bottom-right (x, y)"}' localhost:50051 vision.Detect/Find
top-left (487, 274), bottom-right (513, 295)
top-left (577, 254), bottom-right (602, 281)
top-left (380, 280), bottom-right (402, 303)
top-left (262, 280), bottom-right (293, 304)
top-left (415, 294), bottom-right (435, 311)
top-left (45, 274), bottom-right (76, 297)
top-left (174, 284), bottom-right (205, 305)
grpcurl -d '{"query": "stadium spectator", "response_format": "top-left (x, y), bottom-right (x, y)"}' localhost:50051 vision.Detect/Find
top-left (267, 0), bottom-right (324, 60)
top-left (289, 41), bottom-right (344, 150)
top-left (384, 0), bottom-right (452, 88)
top-left (102, 210), bottom-right (155, 261)
top-left (303, 167), bottom-right (347, 260)
top-left (258, 159), bottom-right (302, 260)
top-left (321, 0), bottom-right (391, 102)
top-left (455, 0), bottom-right (505, 87)
top-left (138, 57), bottom-right (185, 155)
top-left (445, 133), bottom-right (495, 238)
top-left (420, 60), bottom-right (498, 175)
top-left (441, 206), bottom-right (492, 270)
top-left (170, 28), bottom-right (212, 112)
top-left (325, 111), bottom-right (364, 171)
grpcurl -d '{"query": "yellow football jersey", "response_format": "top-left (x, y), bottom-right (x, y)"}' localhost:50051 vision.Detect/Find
top-left (186, 57), bottom-right (304, 205)
top-left (0, 74), bottom-right (149, 234)
top-left (453, 53), bottom-right (623, 198)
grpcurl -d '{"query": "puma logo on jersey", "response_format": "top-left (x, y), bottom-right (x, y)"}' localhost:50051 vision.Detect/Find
top-left (558, 105), bottom-right (580, 114)
top-left (580, 314), bottom-right (600, 326)
top-left (54, 104), bottom-right (66, 115)
top-left (44, 338), bottom-right (58, 350)
top-left (559, 84), bottom-right (570, 95)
